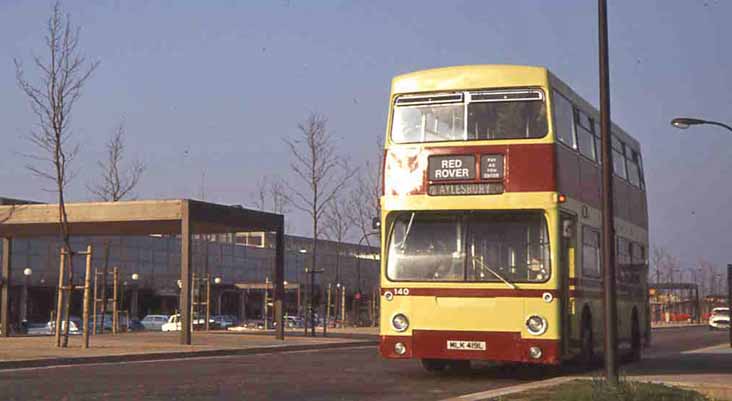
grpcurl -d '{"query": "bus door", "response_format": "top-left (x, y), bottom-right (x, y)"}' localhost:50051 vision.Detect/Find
top-left (559, 212), bottom-right (577, 356)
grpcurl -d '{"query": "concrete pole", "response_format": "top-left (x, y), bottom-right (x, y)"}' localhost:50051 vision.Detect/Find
top-left (598, 0), bottom-right (619, 384)
top-left (274, 223), bottom-right (285, 340)
top-left (113, 267), bottom-right (119, 335)
top-left (728, 265), bottom-right (731, 348)
top-left (205, 274), bottom-right (211, 331)
top-left (325, 283), bottom-right (331, 337)
top-left (82, 245), bottom-right (92, 349)
top-left (341, 285), bottom-right (347, 327)
top-left (55, 250), bottom-right (66, 346)
top-left (1, 237), bottom-right (13, 337)
top-left (92, 269), bottom-right (98, 335)
top-left (180, 201), bottom-right (193, 345)
top-left (263, 277), bottom-right (269, 331)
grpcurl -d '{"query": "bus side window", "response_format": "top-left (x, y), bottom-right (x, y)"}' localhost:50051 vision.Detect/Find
top-left (581, 226), bottom-right (601, 278)
top-left (575, 108), bottom-right (596, 161)
top-left (611, 135), bottom-right (627, 180)
top-left (552, 90), bottom-right (576, 149)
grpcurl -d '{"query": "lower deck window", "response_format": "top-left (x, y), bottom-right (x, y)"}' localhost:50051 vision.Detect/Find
top-left (386, 211), bottom-right (550, 283)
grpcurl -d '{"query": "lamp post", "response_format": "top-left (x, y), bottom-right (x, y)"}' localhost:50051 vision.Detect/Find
top-left (671, 118), bottom-right (732, 133)
top-left (177, 279), bottom-right (183, 315)
top-left (213, 276), bottom-right (222, 316)
top-left (22, 268), bottom-right (32, 326)
top-left (727, 264), bottom-right (731, 348)
top-left (598, 0), bottom-right (619, 384)
top-left (130, 273), bottom-right (140, 320)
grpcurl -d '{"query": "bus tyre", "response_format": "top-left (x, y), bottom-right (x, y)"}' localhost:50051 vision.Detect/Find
top-left (579, 318), bottom-right (594, 366)
top-left (421, 359), bottom-right (448, 373)
top-left (630, 314), bottom-right (642, 362)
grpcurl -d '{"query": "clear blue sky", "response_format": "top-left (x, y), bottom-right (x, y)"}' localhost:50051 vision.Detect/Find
top-left (1, 1), bottom-right (730, 271)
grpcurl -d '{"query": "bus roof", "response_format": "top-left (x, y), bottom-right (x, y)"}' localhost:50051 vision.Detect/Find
top-left (390, 64), bottom-right (640, 153)
top-left (391, 64), bottom-right (549, 97)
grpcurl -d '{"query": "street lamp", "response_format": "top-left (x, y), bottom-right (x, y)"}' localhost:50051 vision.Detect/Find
top-left (22, 268), bottom-right (32, 325)
top-left (671, 117), bottom-right (732, 132)
top-left (214, 276), bottom-right (222, 285)
top-left (130, 273), bottom-right (140, 319)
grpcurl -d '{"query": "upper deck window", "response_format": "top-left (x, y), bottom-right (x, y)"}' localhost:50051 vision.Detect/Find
top-left (611, 135), bottom-right (628, 180)
top-left (552, 90), bottom-right (576, 149)
top-left (575, 108), bottom-right (596, 161)
top-left (390, 89), bottom-right (547, 144)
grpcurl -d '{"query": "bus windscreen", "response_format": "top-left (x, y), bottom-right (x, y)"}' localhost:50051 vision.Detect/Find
top-left (386, 211), bottom-right (550, 283)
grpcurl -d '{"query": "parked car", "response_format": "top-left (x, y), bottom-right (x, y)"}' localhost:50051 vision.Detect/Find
top-left (127, 319), bottom-right (146, 332)
top-left (26, 322), bottom-right (52, 336)
top-left (94, 313), bottom-right (129, 332)
top-left (708, 307), bottom-right (730, 330)
top-left (212, 315), bottom-right (238, 329)
top-left (46, 316), bottom-right (83, 335)
top-left (283, 315), bottom-right (304, 328)
top-left (141, 314), bottom-right (169, 331)
top-left (161, 314), bottom-right (215, 331)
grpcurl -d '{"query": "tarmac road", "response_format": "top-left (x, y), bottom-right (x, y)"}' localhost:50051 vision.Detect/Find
top-left (0, 326), bottom-right (726, 401)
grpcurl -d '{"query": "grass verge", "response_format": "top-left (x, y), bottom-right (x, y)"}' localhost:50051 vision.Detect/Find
top-left (499, 378), bottom-right (711, 401)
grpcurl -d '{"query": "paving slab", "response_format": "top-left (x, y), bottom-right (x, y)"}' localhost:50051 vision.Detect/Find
top-left (0, 331), bottom-right (376, 370)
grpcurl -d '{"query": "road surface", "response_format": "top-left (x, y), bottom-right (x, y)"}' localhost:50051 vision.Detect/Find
top-left (0, 326), bottom-right (726, 401)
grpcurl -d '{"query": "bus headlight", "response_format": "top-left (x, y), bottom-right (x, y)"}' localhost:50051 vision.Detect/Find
top-left (529, 346), bottom-right (543, 359)
top-left (392, 314), bottom-right (409, 332)
top-left (394, 342), bottom-right (407, 355)
top-left (526, 315), bottom-right (547, 336)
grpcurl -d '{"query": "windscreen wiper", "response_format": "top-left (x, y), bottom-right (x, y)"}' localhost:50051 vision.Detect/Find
top-left (471, 257), bottom-right (517, 290)
top-left (399, 212), bottom-right (416, 250)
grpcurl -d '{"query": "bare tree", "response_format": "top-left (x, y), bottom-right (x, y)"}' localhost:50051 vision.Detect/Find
top-left (88, 121), bottom-right (145, 201)
top-left (87, 121), bottom-right (144, 332)
top-left (348, 136), bottom-right (383, 249)
top-left (283, 113), bottom-right (356, 333)
top-left (324, 193), bottom-right (352, 285)
top-left (251, 175), bottom-right (290, 215)
top-left (15, 1), bottom-right (99, 346)
top-left (697, 259), bottom-right (718, 296)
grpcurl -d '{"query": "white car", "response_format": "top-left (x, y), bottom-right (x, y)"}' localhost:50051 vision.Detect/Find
top-left (160, 314), bottom-right (214, 331)
top-left (708, 307), bottom-right (730, 330)
top-left (161, 314), bottom-right (181, 332)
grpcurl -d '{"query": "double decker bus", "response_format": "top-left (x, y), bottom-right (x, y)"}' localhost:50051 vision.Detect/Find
top-left (378, 65), bottom-right (649, 371)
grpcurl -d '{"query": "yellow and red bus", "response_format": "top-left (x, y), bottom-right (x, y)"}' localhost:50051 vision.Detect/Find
top-left (378, 65), bottom-right (649, 371)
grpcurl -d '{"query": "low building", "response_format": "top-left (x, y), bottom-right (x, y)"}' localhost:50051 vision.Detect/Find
top-left (0, 197), bottom-right (379, 328)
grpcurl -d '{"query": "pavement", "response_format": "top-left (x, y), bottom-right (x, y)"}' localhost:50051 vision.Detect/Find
top-left (0, 329), bottom-right (377, 370)
top-left (624, 341), bottom-right (732, 400)
top-left (450, 327), bottom-right (732, 401)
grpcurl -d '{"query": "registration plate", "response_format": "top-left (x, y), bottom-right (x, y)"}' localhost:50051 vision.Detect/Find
top-left (446, 340), bottom-right (486, 351)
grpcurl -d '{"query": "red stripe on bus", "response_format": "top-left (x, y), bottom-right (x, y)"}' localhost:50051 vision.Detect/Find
top-left (381, 331), bottom-right (560, 364)
top-left (425, 143), bottom-right (556, 193)
top-left (381, 287), bottom-right (559, 298)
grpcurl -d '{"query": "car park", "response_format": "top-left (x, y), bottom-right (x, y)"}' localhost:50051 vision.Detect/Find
top-left (141, 314), bottom-right (169, 331)
top-left (708, 307), bottom-right (730, 330)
